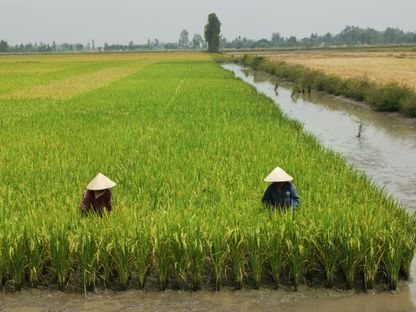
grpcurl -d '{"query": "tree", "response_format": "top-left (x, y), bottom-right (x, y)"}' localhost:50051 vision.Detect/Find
top-left (255, 39), bottom-right (270, 48)
top-left (164, 42), bottom-right (178, 50)
top-left (204, 13), bottom-right (221, 52)
top-left (0, 40), bottom-right (9, 52)
top-left (271, 32), bottom-right (283, 46)
top-left (192, 34), bottom-right (204, 49)
top-left (178, 29), bottom-right (189, 49)
top-left (287, 36), bottom-right (297, 46)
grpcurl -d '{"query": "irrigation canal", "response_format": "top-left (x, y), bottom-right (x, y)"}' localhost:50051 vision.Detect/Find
top-left (1, 64), bottom-right (416, 312)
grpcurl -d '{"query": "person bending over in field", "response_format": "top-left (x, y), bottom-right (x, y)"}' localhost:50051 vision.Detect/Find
top-left (262, 167), bottom-right (300, 211)
top-left (80, 173), bottom-right (116, 216)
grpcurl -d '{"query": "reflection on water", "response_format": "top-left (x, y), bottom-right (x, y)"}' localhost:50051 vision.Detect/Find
top-left (223, 64), bottom-right (416, 212)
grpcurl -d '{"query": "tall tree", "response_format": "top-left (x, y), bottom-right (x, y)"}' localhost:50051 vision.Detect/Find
top-left (178, 29), bottom-right (189, 49)
top-left (204, 13), bottom-right (221, 52)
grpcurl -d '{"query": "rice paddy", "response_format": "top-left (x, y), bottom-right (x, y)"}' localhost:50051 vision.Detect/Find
top-left (0, 52), bottom-right (415, 292)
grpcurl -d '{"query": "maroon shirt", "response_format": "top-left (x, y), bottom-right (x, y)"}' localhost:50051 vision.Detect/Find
top-left (80, 189), bottom-right (112, 216)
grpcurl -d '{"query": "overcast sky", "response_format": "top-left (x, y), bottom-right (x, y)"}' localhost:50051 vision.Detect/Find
top-left (1, 0), bottom-right (415, 45)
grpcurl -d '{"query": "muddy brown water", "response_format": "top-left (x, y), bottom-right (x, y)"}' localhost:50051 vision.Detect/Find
top-left (2, 64), bottom-right (416, 311)
top-left (1, 286), bottom-right (415, 312)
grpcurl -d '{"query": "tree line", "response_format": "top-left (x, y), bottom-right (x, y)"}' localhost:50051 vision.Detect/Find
top-left (0, 35), bottom-right (206, 53)
top-left (1, 23), bottom-right (416, 53)
top-left (222, 26), bottom-right (416, 49)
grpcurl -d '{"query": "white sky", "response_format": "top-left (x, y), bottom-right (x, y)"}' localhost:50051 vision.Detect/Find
top-left (1, 0), bottom-right (415, 45)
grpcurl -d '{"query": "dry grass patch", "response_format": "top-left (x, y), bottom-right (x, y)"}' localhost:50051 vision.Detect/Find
top-left (1, 64), bottom-right (148, 100)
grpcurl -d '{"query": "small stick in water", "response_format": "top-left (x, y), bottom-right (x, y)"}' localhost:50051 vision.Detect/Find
top-left (274, 81), bottom-right (279, 92)
top-left (357, 123), bottom-right (365, 137)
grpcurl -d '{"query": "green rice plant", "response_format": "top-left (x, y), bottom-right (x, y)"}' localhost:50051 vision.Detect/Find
top-left (170, 223), bottom-right (189, 289)
top-left (361, 227), bottom-right (383, 290)
top-left (49, 224), bottom-right (73, 290)
top-left (382, 225), bottom-right (405, 290)
top-left (286, 214), bottom-right (309, 291)
top-left (247, 224), bottom-right (265, 289)
top-left (153, 218), bottom-right (171, 290)
top-left (401, 237), bottom-right (416, 280)
top-left (98, 239), bottom-right (114, 287)
top-left (132, 221), bottom-right (152, 289)
top-left (187, 217), bottom-right (207, 290)
top-left (25, 230), bottom-right (47, 287)
top-left (265, 213), bottom-right (287, 289)
top-left (336, 217), bottom-right (362, 289)
top-left (400, 216), bottom-right (416, 280)
top-left (0, 232), bottom-right (7, 287)
top-left (78, 228), bottom-right (100, 292)
top-left (312, 213), bottom-right (339, 288)
top-left (228, 226), bottom-right (246, 289)
top-left (208, 222), bottom-right (230, 291)
top-left (111, 227), bottom-right (134, 290)
top-left (6, 232), bottom-right (26, 290)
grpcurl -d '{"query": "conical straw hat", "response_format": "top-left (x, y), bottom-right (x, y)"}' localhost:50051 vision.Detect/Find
top-left (86, 173), bottom-right (116, 190)
top-left (264, 167), bottom-right (293, 182)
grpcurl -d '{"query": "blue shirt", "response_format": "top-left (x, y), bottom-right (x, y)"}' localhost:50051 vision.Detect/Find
top-left (262, 182), bottom-right (300, 210)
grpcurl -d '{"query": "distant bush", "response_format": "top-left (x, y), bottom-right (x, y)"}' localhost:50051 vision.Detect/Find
top-left (236, 54), bottom-right (416, 118)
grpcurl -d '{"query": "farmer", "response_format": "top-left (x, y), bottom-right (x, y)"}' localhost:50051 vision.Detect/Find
top-left (262, 167), bottom-right (300, 210)
top-left (80, 173), bottom-right (116, 216)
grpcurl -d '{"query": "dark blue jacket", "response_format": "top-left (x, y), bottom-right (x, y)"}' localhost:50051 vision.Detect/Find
top-left (262, 182), bottom-right (300, 210)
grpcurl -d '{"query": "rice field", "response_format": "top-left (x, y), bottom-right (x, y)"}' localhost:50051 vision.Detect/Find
top-left (228, 50), bottom-right (416, 90)
top-left (0, 52), bottom-right (415, 292)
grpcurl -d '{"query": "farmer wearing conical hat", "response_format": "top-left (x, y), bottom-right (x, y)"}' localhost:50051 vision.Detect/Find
top-left (262, 167), bottom-right (300, 210)
top-left (80, 173), bottom-right (116, 216)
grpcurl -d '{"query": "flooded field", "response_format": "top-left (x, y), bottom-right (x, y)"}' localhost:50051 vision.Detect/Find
top-left (1, 59), bottom-right (415, 312)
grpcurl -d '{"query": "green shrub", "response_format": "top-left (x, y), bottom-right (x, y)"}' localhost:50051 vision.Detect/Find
top-left (366, 83), bottom-right (412, 111)
top-left (400, 93), bottom-right (416, 117)
top-left (343, 79), bottom-right (372, 102)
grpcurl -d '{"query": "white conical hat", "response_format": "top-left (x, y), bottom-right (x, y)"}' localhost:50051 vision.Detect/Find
top-left (264, 167), bottom-right (293, 182)
top-left (86, 173), bottom-right (116, 190)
